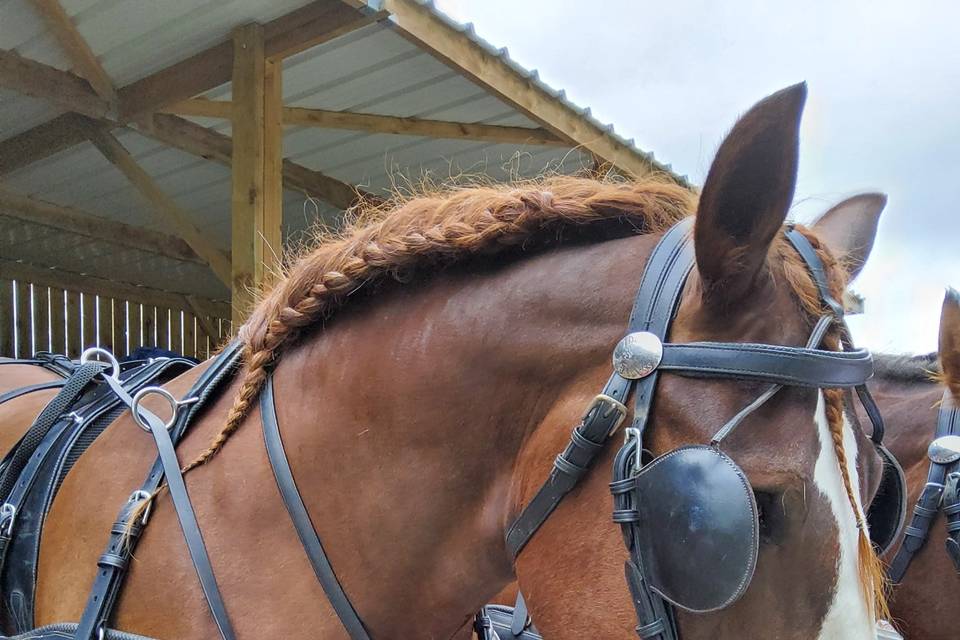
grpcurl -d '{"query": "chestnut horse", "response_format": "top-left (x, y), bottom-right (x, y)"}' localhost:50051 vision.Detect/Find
top-left (0, 85), bottom-right (885, 639)
top-left (862, 291), bottom-right (960, 639)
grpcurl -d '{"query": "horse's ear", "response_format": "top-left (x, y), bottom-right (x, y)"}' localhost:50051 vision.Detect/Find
top-left (811, 193), bottom-right (886, 281)
top-left (940, 287), bottom-right (960, 398)
top-left (695, 83), bottom-right (806, 308)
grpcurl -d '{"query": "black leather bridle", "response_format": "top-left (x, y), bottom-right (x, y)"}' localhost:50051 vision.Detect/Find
top-left (886, 389), bottom-right (960, 582)
top-left (67, 219), bottom-right (887, 640)
top-left (503, 219), bottom-right (885, 639)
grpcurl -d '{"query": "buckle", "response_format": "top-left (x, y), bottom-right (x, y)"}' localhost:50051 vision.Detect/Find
top-left (0, 503), bottom-right (15, 537)
top-left (587, 394), bottom-right (628, 436)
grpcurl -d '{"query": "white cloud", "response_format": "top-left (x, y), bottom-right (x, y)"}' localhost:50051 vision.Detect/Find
top-left (436, 0), bottom-right (958, 354)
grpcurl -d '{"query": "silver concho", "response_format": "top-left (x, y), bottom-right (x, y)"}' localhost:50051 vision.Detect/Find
top-left (928, 435), bottom-right (960, 465)
top-left (612, 331), bottom-right (663, 379)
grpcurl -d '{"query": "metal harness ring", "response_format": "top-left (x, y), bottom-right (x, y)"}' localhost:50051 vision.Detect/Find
top-left (80, 347), bottom-right (121, 381)
top-left (130, 387), bottom-right (199, 433)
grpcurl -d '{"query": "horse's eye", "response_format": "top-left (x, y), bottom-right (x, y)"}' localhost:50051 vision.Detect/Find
top-left (754, 489), bottom-right (788, 545)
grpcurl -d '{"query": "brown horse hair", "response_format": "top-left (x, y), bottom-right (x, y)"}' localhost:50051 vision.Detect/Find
top-left (167, 175), bottom-right (885, 619)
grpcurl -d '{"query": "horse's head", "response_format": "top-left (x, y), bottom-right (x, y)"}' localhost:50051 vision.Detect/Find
top-left (514, 84), bottom-right (886, 639)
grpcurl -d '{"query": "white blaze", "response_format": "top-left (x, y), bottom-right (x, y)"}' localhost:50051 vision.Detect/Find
top-left (813, 392), bottom-right (875, 639)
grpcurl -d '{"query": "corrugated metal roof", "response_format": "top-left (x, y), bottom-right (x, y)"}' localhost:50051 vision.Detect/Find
top-left (0, 0), bottom-right (673, 302)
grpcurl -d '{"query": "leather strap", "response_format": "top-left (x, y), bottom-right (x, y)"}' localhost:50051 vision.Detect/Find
top-left (510, 592), bottom-right (529, 636)
top-left (504, 220), bottom-right (695, 560)
top-left (131, 388), bottom-right (236, 640)
top-left (261, 375), bottom-right (371, 640)
top-left (888, 391), bottom-right (960, 582)
top-left (0, 380), bottom-right (66, 407)
top-left (783, 227), bottom-right (886, 444)
top-left (74, 343), bottom-right (242, 640)
top-left (657, 342), bottom-right (873, 388)
top-left (0, 363), bottom-right (104, 502)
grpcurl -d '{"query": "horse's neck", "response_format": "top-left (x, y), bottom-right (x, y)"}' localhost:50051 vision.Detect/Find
top-left (269, 233), bottom-right (653, 633)
top-left (875, 379), bottom-right (944, 471)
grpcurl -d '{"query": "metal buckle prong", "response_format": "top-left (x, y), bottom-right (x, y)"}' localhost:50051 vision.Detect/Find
top-left (587, 394), bottom-right (628, 436)
top-left (129, 489), bottom-right (153, 526)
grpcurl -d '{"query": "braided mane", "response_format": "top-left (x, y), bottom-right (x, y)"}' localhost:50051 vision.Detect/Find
top-left (177, 174), bottom-right (886, 619)
top-left (181, 176), bottom-right (693, 473)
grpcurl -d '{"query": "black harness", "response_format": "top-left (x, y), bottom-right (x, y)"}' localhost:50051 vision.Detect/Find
top-left (886, 390), bottom-right (960, 582)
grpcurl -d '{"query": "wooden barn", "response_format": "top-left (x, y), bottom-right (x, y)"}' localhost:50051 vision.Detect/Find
top-left (0, 0), bottom-right (680, 361)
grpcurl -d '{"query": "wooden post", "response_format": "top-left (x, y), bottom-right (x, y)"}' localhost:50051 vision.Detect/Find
top-left (80, 292), bottom-right (95, 351)
top-left (231, 23), bottom-right (283, 325)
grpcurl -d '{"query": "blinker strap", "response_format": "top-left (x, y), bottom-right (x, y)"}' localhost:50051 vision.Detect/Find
top-left (504, 372), bottom-right (632, 558)
top-left (657, 342), bottom-right (873, 388)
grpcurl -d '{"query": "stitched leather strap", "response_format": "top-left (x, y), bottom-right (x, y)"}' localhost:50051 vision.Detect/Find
top-left (261, 374), bottom-right (371, 640)
top-left (0, 380), bottom-right (66, 407)
top-left (657, 342), bottom-right (874, 387)
top-left (73, 343), bottom-right (242, 640)
top-left (888, 391), bottom-right (960, 582)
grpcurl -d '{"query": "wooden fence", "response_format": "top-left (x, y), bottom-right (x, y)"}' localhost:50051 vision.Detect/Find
top-left (0, 278), bottom-right (230, 361)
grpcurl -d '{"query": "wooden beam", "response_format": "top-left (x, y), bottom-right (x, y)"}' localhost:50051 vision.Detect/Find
top-left (29, 0), bottom-right (117, 105)
top-left (164, 99), bottom-right (567, 146)
top-left (0, 48), bottom-right (110, 118)
top-left (82, 124), bottom-right (233, 287)
top-left (231, 24), bottom-right (285, 324)
top-left (118, 1), bottom-right (375, 120)
top-left (379, 0), bottom-right (680, 181)
top-left (2, 1), bottom-right (380, 176)
top-left (0, 258), bottom-right (230, 319)
top-left (0, 113), bottom-right (88, 176)
top-left (0, 188), bottom-right (204, 265)
top-left (135, 113), bottom-right (372, 210)
top-left (262, 3), bottom-right (388, 60)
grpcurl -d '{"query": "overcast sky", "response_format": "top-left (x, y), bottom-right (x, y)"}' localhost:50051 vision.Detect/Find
top-left (436, 0), bottom-right (958, 354)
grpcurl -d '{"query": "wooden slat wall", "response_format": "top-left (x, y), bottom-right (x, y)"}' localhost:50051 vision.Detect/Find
top-left (0, 280), bottom-right (12, 356)
top-left (0, 280), bottom-right (227, 360)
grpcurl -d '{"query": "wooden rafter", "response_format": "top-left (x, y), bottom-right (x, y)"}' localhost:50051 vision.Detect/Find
top-left (0, 1), bottom-right (381, 180)
top-left (118, 1), bottom-right (379, 120)
top-left (0, 188), bottom-right (204, 265)
top-left (0, 113), bottom-right (88, 176)
top-left (135, 114), bottom-right (372, 210)
top-left (0, 48), bottom-right (109, 118)
top-left (378, 0), bottom-right (680, 181)
top-left (28, 0), bottom-right (117, 104)
top-left (81, 124), bottom-right (233, 287)
top-left (163, 99), bottom-right (567, 147)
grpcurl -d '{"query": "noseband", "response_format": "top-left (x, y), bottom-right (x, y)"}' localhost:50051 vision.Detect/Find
top-left (504, 219), bottom-right (884, 639)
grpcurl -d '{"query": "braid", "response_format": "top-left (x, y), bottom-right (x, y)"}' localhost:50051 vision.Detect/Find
top-left (181, 177), bottom-right (693, 473)
top-left (779, 227), bottom-right (889, 620)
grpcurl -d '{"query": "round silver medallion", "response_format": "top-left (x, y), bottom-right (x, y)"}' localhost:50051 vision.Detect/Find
top-left (612, 331), bottom-right (663, 379)
top-left (928, 435), bottom-right (960, 464)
